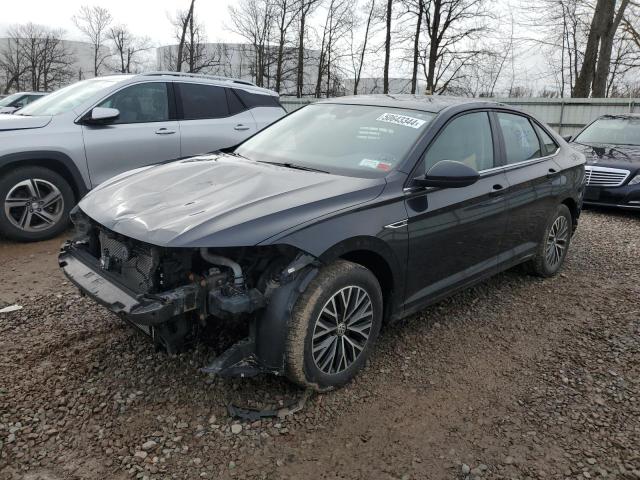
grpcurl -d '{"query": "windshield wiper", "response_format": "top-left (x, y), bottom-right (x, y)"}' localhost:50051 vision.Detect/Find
top-left (258, 161), bottom-right (329, 174)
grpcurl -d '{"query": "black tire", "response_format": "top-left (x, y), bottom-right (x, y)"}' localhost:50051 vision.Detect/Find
top-left (526, 204), bottom-right (572, 277)
top-left (0, 166), bottom-right (74, 242)
top-left (285, 260), bottom-right (383, 391)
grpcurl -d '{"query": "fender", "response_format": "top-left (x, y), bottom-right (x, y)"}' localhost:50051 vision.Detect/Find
top-left (0, 150), bottom-right (90, 198)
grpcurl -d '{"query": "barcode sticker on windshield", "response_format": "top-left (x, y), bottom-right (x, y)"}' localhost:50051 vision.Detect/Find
top-left (376, 113), bottom-right (427, 129)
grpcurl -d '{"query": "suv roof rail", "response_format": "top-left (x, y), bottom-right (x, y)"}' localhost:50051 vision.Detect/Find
top-left (141, 71), bottom-right (257, 87)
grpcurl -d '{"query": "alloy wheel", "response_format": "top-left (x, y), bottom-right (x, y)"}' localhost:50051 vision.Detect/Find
top-left (312, 285), bottom-right (373, 375)
top-left (4, 178), bottom-right (64, 232)
top-left (545, 215), bottom-right (569, 268)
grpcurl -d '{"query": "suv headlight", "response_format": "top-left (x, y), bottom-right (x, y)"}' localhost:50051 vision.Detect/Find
top-left (629, 174), bottom-right (640, 186)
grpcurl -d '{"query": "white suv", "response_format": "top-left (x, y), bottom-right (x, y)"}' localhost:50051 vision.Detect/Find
top-left (0, 72), bottom-right (285, 241)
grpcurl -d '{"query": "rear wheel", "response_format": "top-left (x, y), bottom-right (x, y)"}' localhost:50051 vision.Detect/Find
top-left (0, 166), bottom-right (74, 242)
top-left (286, 260), bottom-right (383, 391)
top-left (527, 204), bottom-right (572, 277)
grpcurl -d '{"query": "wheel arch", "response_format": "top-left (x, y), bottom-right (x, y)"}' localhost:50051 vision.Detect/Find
top-left (318, 236), bottom-right (403, 322)
top-left (0, 151), bottom-right (89, 202)
top-left (561, 197), bottom-right (579, 232)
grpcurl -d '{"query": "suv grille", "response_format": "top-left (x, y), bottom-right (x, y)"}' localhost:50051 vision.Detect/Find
top-left (584, 165), bottom-right (630, 187)
top-left (98, 231), bottom-right (156, 292)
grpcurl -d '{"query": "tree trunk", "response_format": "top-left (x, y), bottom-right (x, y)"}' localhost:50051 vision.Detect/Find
top-left (411, 0), bottom-right (423, 94)
top-left (425, 0), bottom-right (442, 93)
top-left (296, 12), bottom-right (306, 98)
top-left (176, 0), bottom-right (195, 72)
top-left (592, 0), bottom-right (629, 97)
top-left (572, 0), bottom-right (611, 97)
top-left (383, 0), bottom-right (393, 94)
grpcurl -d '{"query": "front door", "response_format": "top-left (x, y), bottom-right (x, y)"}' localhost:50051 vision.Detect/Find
top-left (82, 82), bottom-right (180, 186)
top-left (404, 111), bottom-right (509, 313)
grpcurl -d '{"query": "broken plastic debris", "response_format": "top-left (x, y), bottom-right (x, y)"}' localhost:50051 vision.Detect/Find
top-left (0, 304), bottom-right (23, 313)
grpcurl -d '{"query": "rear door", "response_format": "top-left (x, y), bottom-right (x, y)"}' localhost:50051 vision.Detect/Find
top-left (493, 111), bottom-right (561, 267)
top-left (176, 82), bottom-right (257, 157)
top-left (82, 81), bottom-right (180, 186)
top-left (403, 111), bottom-right (509, 312)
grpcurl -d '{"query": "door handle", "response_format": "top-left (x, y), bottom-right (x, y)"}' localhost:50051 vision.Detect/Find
top-left (546, 168), bottom-right (560, 179)
top-left (155, 128), bottom-right (176, 135)
top-left (234, 124), bottom-right (250, 131)
top-left (488, 184), bottom-right (505, 196)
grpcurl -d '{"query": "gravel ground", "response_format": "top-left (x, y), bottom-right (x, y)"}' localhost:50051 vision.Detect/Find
top-left (1, 208), bottom-right (639, 480)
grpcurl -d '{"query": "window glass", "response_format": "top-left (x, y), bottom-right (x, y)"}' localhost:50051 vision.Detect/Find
top-left (573, 116), bottom-right (640, 146)
top-left (226, 88), bottom-right (246, 115)
top-left (17, 77), bottom-right (128, 116)
top-left (534, 124), bottom-right (559, 155)
top-left (236, 104), bottom-right (435, 178)
top-left (179, 83), bottom-right (228, 120)
top-left (0, 93), bottom-right (25, 107)
top-left (422, 112), bottom-right (494, 174)
top-left (97, 82), bottom-right (169, 124)
top-left (235, 89), bottom-right (280, 109)
top-left (497, 113), bottom-right (541, 164)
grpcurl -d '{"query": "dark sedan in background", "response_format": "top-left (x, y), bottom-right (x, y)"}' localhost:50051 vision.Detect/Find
top-left (60, 95), bottom-right (585, 391)
top-left (570, 114), bottom-right (640, 210)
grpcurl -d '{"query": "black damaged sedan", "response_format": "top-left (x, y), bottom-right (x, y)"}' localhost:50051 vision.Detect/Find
top-left (60, 95), bottom-right (585, 391)
top-left (569, 114), bottom-right (640, 210)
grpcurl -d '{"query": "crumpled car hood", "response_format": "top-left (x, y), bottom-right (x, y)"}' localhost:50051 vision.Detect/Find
top-left (0, 114), bottom-right (52, 131)
top-left (79, 154), bottom-right (385, 247)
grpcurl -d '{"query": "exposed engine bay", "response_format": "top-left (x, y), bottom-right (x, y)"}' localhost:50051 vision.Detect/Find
top-left (59, 208), bottom-right (319, 376)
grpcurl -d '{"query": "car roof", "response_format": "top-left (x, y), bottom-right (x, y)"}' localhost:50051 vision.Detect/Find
top-left (135, 72), bottom-right (279, 97)
top-left (317, 94), bottom-right (513, 113)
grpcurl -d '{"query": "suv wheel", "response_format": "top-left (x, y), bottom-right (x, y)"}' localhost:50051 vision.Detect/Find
top-left (0, 166), bottom-right (74, 242)
top-left (286, 260), bottom-right (383, 391)
top-left (527, 204), bottom-right (572, 277)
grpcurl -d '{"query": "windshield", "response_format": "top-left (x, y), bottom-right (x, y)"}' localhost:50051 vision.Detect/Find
top-left (235, 103), bottom-right (436, 178)
top-left (574, 116), bottom-right (640, 146)
top-left (0, 93), bottom-right (25, 107)
top-left (17, 77), bottom-right (127, 116)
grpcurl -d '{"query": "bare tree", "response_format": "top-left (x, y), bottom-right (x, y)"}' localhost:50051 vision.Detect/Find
top-left (108, 25), bottom-right (151, 73)
top-left (72, 5), bottom-right (113, 77)
top-left (295, 0), bottom-right (322, 97)
top-left (271, 0), bottom-right (298, 92)
top-left (419, 0), bottom-right (492, 94)
top-left (228, 0), bottom-right (274, 87)
top-left (315, 0), bottom-right (354, 98)
top-left (0, 23), bottom-right (74, 93)
top-left (383, 0), bottom-right (393, 93)
top-left (349, 0), bottom-right (378, 95)
top-left (573, 0), bottom-right (630, 97)
top-left (167, 0), bottom-right (195, 72)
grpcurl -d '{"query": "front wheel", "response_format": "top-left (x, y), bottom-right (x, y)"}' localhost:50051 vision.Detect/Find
top-left (285, 260), bottom-right (383, 391)
top-left (527, 204), bottom-right (572, 277)
top-left (0, 166), bottom-right (74, 242)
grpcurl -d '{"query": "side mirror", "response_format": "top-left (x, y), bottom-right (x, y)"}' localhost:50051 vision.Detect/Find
top-left (86, 107), bottom-right (120, 124)
top-left (562, 135), bottom-right (572, 142)
top-left (412, 160), bottom-right (480, 189)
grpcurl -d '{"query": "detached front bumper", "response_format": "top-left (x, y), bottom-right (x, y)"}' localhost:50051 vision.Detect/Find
top-left (59, 242), bottom-right (201, 327)
top-left (583, 184), bottom-right (640, 210)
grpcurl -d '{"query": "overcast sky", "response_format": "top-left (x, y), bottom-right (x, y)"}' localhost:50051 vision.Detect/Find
top-left (0, 0), bottom-right (243, 46)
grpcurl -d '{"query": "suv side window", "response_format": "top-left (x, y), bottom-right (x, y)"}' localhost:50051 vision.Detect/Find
top-left (534, 124), bottom-right (559, 156)
top-left (179, 83), bottom-right (229, 120)
top-left (421, 111), bottom-right (495, 175)
top-left (497, 112), bottom-right (542, 164)
top-left (97, 82), bottom-right (169, 124)
top-left (234, 89), bottom-right (281, 109)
